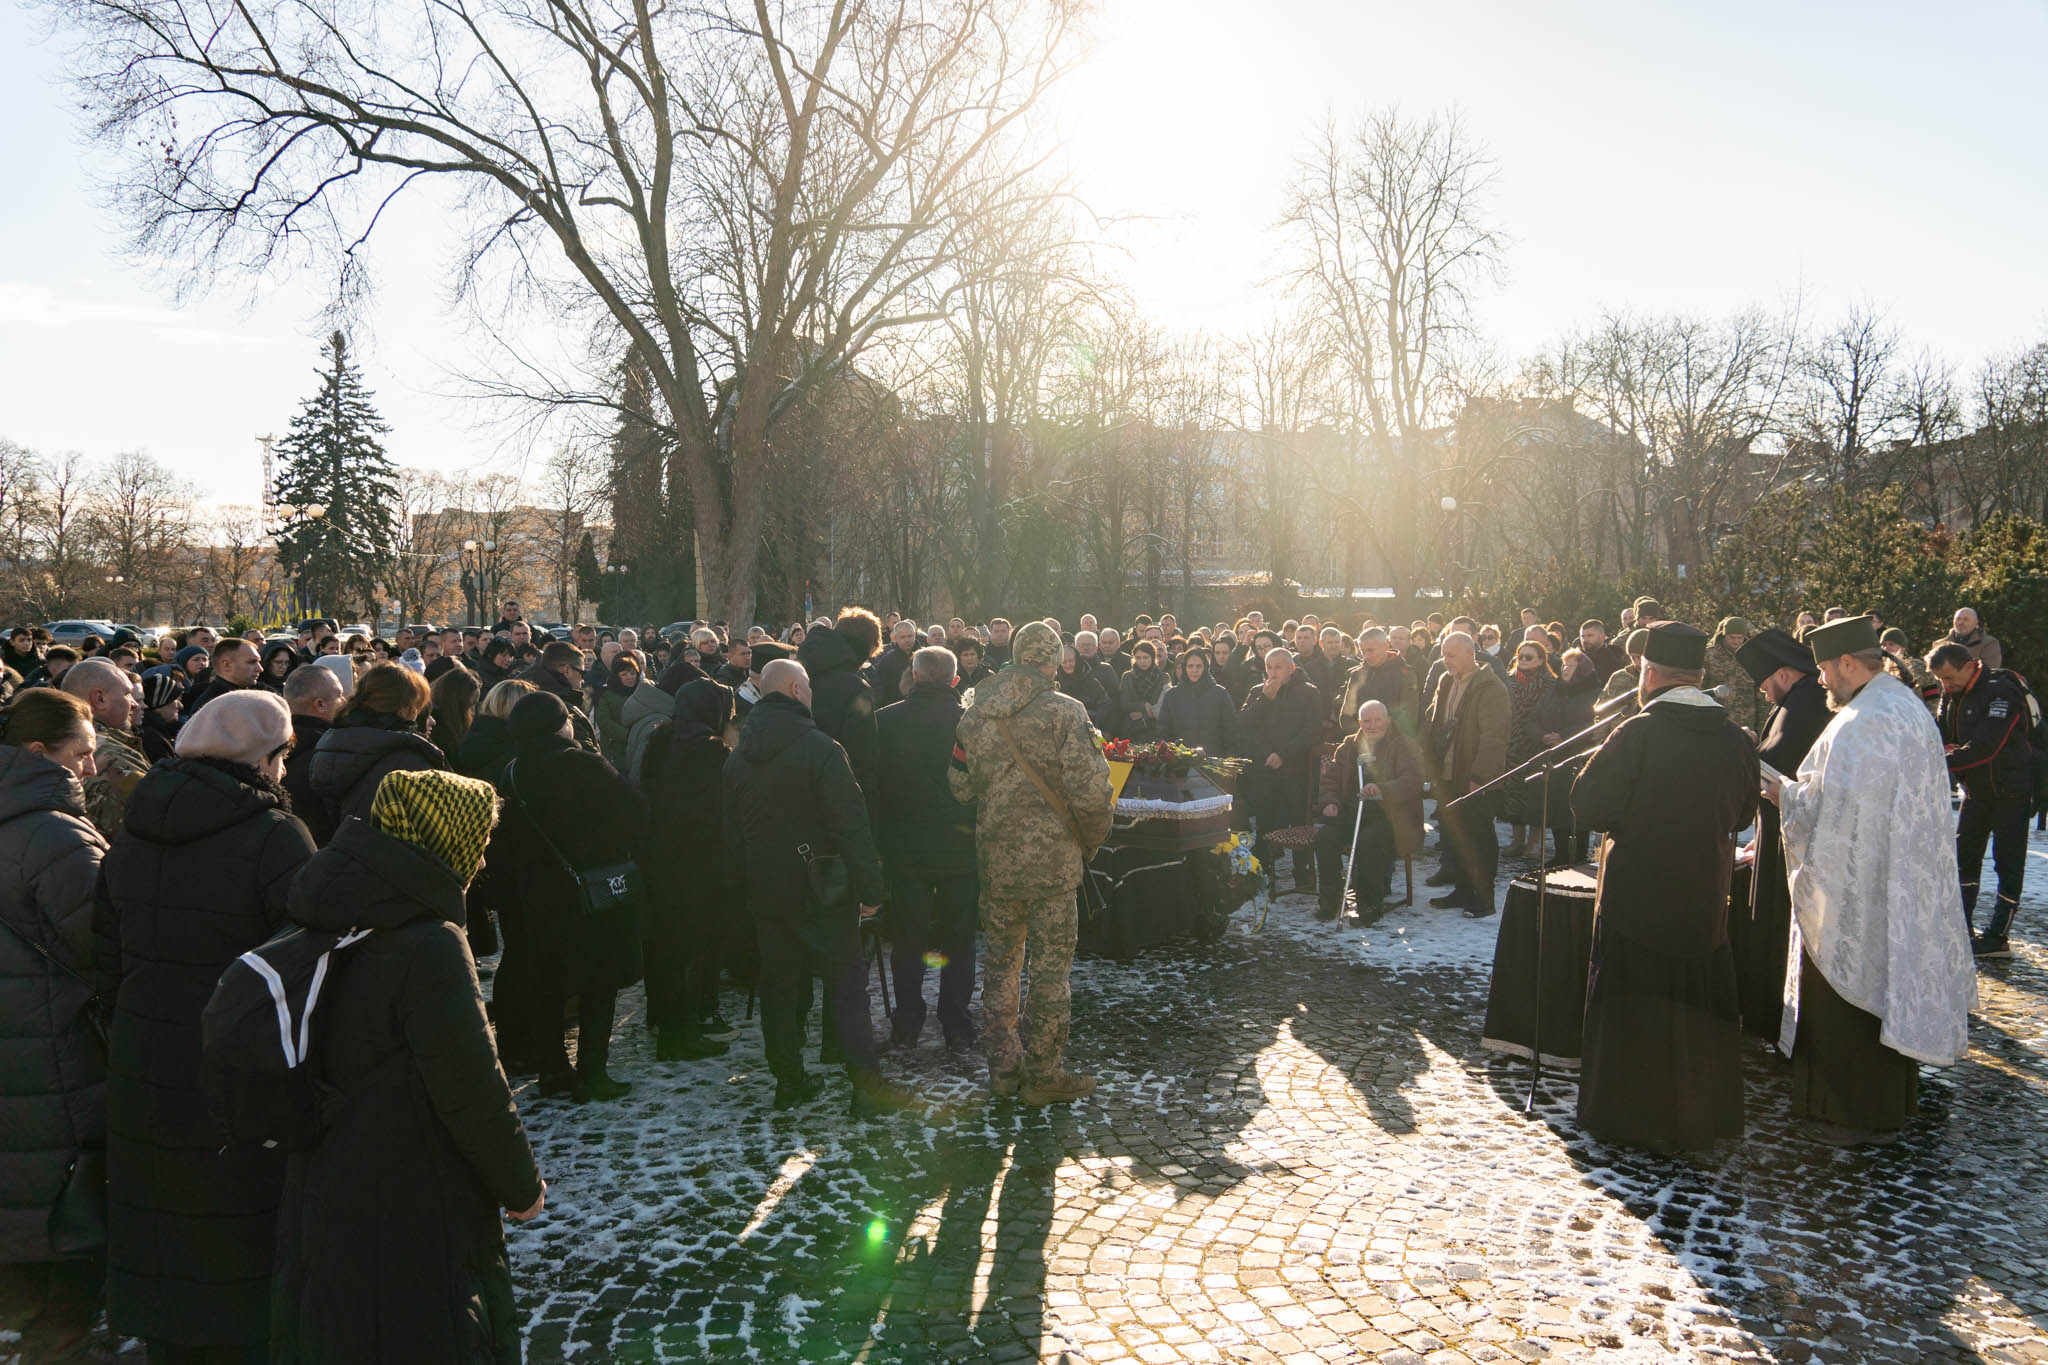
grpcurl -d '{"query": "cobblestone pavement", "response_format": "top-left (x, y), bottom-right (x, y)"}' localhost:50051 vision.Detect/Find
top-left (497, 832), bottom-right (2048, 1364)
top-left (13, 835), bottom-right (2046, 1364)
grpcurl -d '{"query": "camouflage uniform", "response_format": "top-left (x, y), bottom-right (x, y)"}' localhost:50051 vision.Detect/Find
top-left (85, 726), bottom-right (150, 840)
top-left (949, 622), bottom-right (1113, 1085)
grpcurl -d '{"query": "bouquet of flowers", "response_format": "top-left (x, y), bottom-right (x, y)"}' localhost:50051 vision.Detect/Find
top-left (1100, 738), bottom-right (1250, 781)
top-left (1210, 831), bottom-right (1271, 930)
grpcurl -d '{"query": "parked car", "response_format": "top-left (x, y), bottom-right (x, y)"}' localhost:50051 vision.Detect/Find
top-left (40, 619), bottom-right (118, 643)
top-left (114, 623), bottom-right (162, 647)
top-left (337, 623), bottom-right (372, 639)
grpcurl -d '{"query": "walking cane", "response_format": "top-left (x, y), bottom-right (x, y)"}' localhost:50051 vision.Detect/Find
top-left (1338, 757), bottom-right (1365, 924)
top-left (1525, 758), bottom-right (1550, 1117)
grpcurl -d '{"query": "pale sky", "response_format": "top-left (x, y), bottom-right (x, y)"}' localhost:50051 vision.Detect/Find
top-left (3, 0), bottom-right (2044, 503)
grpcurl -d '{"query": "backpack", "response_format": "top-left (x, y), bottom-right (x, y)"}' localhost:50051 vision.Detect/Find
top-left (199, 924), bottom-right (371, 1151)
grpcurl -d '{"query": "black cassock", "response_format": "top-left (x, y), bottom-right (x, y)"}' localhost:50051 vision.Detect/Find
top-left (1730, 673), bottom-right (1832, 1042)
top-left (1570, 689), bottom-right (1760, 1151)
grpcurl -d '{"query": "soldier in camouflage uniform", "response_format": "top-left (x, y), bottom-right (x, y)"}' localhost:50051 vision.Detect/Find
top-left (62, 658), bottom-right (151, 839)
top-left (949, 620), bottom-right (1113, 1105)
top-left (1595, 628), bottom-right (1649, 716)
top-left (1706, 617), bottom-right (1767, 734)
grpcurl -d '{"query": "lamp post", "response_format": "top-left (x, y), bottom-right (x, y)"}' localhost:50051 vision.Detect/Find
top-left (459, 539), bottom-right (496, 627)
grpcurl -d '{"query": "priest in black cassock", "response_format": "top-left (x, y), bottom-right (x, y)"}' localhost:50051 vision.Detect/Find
top-left (1728, 628), bottom-right (1833, 1043)
top-left (1571, 622), bottom-right (1761, 1153)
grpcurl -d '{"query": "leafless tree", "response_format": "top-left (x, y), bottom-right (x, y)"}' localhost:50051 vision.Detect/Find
top-left (197, 506), bottom-right (275, 623)
top-left (384, 470), bottom-right (462, 626)
top-left (534, 447), bottom-right (607, 621)
top-left (1284, 107), bottom-right (1505, 596)
top-left (55, 0), bottom-right (1081, 624)
top-left (87, 450), bottom-right (196, 621)
top-left (1795, 304), bottom-right (1904, 488)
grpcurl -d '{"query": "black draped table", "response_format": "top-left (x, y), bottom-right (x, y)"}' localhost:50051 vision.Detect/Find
top-left (1078, 767), bottom-right (1239, 960)
top-left (1481, 864), bottom-right (1599, 1067)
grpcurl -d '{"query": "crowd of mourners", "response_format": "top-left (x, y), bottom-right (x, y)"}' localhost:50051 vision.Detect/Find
top-left (0, 591), bottom-right (2033, 1362)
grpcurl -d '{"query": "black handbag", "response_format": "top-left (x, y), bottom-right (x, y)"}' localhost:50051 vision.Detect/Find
top-left (797, 842), bottom-right (850, 909)
top-left (505, 759), bottom-right (643, 915)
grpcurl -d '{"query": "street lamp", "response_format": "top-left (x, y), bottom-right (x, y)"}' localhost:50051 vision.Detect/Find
top-left (459, 539), bottom-right (497, 627)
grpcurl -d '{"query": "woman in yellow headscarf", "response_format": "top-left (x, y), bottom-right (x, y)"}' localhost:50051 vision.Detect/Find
top-left (270, 769), bottom-right (545, 1365)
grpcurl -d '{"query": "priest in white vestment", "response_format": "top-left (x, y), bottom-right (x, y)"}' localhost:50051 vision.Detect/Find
top-left (1762, 615), bottom-right (1975, 1144)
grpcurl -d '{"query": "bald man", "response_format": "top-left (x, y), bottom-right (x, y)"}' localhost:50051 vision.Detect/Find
top-left (63, 657), bottom-right (149, 837)
top-left (725, 657), bottom-right (912, 1116)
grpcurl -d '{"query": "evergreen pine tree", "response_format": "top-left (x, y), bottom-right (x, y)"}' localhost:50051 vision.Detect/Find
top-left (272, 332), bottom-right (401, 618)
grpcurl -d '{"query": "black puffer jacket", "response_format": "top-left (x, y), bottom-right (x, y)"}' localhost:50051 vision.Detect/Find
top-left (454, 715), bottom-right (521, 930)
top-left (494, 734), bottom-right (649, 993)
top-left (874, 682), bottom-right (976, 878)
top-left (281, 713), bottom-right (334, 845)
top-left (270, 820), bottom-right (542, 1365)
top-left (95, 756), bottom-right (316, 1345)
top-left (795, 625), bottom-right (881, 819)
top-left (309, 711), bottom-right (447, 828)
top-left (724, 693), bottom-right (883, 917)
top-left (0, 746), bottom-right (107, 1264)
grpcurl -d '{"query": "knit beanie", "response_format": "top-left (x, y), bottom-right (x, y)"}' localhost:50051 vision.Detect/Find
top-left (175, 690), bottom-right (293, 766)
top-left (370, 769), bottom-right (498, 886)
top-left (174, 645), bottom-right (209, 672)
top-left (140, 670), bottom-right (184, 711)
top-left (508, 689), bottom-right (571, 744)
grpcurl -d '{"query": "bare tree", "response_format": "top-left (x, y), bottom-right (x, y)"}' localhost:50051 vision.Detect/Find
top-left (448, 473), bottom-right (532, 625)
top-left (1285, 107), bottom-right (1505, 596)
top-left (57, 0), bottom-right (1080, 624)
top-left (384, 470), bottom-right (461, 626)
top-left (87, 450), bottom-right (196, 621)
top-left (1796, 304), bottom-right (1903, 488)
top-left (532, 447), bottom-right (607, 622)
top-left (1232, 312), bottom-right (1332, 595)
top-left (197, 506), bottom-right (275, 623)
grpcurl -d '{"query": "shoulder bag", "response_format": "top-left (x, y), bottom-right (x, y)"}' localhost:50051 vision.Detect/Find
top-left (995, 715), bottom-right (1097, 856)
top-left (504, 758), bottom-right (642, 915)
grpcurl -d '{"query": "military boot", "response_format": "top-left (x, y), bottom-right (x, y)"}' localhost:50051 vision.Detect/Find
top-left (1019, 1072), bottom-right (1096, 1106)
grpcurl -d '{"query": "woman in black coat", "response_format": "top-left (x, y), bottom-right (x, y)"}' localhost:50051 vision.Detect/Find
top-left (1502, 640), bottom-right (1557, 855)
top-left (309, 662), bottom-right (446, 829)
top-left (639, 678), bottom-right (740, 1060)
top-left (1536, 647), bottom-right (1602, 864)
top-left (456, 680), bottom-right (536, 1064)
top-left (1056, 646), bottom-right (1112, 731)
top-left (1117, 641), bottom-right (1170, 741)
top-left (1157, 649), bottom-right (1235, 754)
top-left (493, 691), bottom-right (651, 1102)
top-left (0, 692), bottom-right (108, 1359)
top-left (271, 768), bottom-right (544, 1365)
top-left (793, 610), bottom-right (881, 815)
top-left (95, 690), bottom-right (316, 1361)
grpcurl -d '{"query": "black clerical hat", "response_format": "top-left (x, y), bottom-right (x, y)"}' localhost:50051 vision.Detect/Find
top-left (1642, 621), bottom-right (1709, 670)
top-left (1735, 627), bottom-right (1814, 684)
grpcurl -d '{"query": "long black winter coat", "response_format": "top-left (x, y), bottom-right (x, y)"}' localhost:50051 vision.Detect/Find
top-left (1234, 672), bottom-right (1325, 781)
top-left (642, 680), bottom-right (743, 941)
top-left (724, 693), bottom-right (884, 918)
top-left (795, 627), bottom-right (881, 818)
top-left (282, 713), bottom-right (334, 845)
top-left (271, 820), bottom-right (543, 1365)
top-left (1056, 663), bottom-right (1113, 732)
top-left (95, 756), bottom-right (316, 1346)
top-left (494, 735), bottom-right (649, 993)
top-left (1571, 690), bottom-right (1759, 958)
top-left (1157, 672), bottom-right (1235, 754)
top-left (0, 746), bottom-right (107, 1264)
top-left (874, 682), bottom-right (975, 878)
top-left (454, 715), bottom-right (521, 929)
top-left (309, 711), bottom-right (447, 829)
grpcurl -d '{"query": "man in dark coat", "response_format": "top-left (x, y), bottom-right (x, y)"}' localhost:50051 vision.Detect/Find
top-left (272, 769), bottom-right (543, 1365)
top-left (1931, 640), bottom-right (2035, 957)
top-left (1731, 628), bottom-right (1832, 1039)
top-left (1578, 619), bottom-right (1629, 684)
top-left (1571, 623), bottom-right (1759, 1153)
top-left (794, 610), bottom-right (883, 822)
top-left (517, 641), bottom-right (599, 752)
top-left (94, 693), bottom-right (317, 1359)
top-left (182, 635), bottom-right (261, 716)
top-left (1425, 631), bottom-right (1512, 915)
top-left (280, 663), bottom-right (344, 845)
top-left (1337, 628), bottom-right (1418, 739)
top-left (875, 647), bottom-right (979, 1051)
top-left (873, 619), bottom-right (920, 703)
top-left (1235, 647), bottom-right (1324, 892)
top-left (723, 659), bottom-right (911, 1116)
